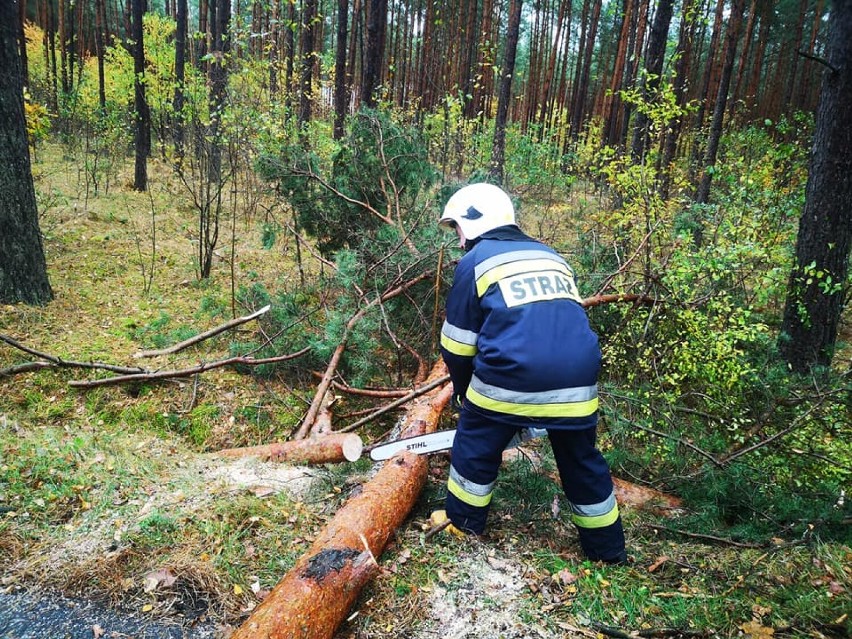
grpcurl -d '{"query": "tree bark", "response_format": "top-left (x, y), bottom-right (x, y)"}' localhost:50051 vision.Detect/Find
top-left (569, 0), bottom-right (601, 141)
top-left (695, 0), bottom-right (745, 206)
top-left (630, 0), bottom-right (674, 163)
top-left (779, 0), bottom-right (852, 372)
top-left (0, 0), bottom-right (53, 305)
top-left (94, 0), bottom-right (107, 111)
top-left (362, 0), bottom-right (388, 107)
top-left (659, 0), bottom-right (697, 199)
top-left (298, 0), bottom-right (317, 130)
top-left (132, 0), bottom-right (149, 191)
top-left (17, 0), bottom-right (28, 85)
top-left (333, 0), bottom-right (349, 139)
top-left (230, 364), bottom-right (451, 639)
top-left (490, 0), bottom-right (523, 182)
top-left (216, 433), bottom-right (364, 464)
top-left (173, 0), bottom-right (187, 158)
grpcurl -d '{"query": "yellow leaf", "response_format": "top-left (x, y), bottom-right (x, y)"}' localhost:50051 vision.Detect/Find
top-left (234, 584), bottom-right (244, 595)
top-left (739, 620), bottom-right (774, 638)
top-left (142, 604), bottom-right (153, 612)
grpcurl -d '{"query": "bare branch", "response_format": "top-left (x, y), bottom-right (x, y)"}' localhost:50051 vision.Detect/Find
top-left (337, 374), bottom-right (451, 434)
top-left (133, 304), bottom-right (271, 358)
top-left (68, 348), bottom-right (311, 389)
top-left (0, 333), bottom-right (146, 376)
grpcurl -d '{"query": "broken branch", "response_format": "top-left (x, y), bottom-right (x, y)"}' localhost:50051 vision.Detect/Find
top-left (68, 348), bottom-right (311, 389)
top-left (337, 374), bottom-right (451, 434)
top-left (133, 304), bottom-right (270, 358)
top-left (0, 333), bottom-right (146, 376)
top-left (296, 271), bottom-right (435, 439)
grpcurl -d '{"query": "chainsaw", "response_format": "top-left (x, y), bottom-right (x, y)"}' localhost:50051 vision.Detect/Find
top-left (369, 427), bottom-right (548, 461)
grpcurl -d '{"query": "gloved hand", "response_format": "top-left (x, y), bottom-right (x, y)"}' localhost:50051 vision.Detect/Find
top-left (451, 394), bottom-right (464, 411)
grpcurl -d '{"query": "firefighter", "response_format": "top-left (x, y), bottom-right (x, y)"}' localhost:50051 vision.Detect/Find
top-left (432, 182), bottom-right (627, 564)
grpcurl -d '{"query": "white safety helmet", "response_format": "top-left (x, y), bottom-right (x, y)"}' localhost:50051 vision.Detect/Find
top-left (440, 183), bottom-right (516, 241)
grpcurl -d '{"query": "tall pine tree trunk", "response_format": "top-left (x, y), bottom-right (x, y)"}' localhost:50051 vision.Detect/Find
top-left (779, 0), bottom-right (852, 372)
top-left (695, 0), bottom-right (745, 206)
top-left (132, 0), bottom-right (149, 191)
top-left (630, 0), bottom-right (675, 163)
top-left (490, 0), bottom-right (523, 182)
top-left (95, 0), bottom-right (107, 110)
top-left (173, 0), bottom-right (186, 158)
top-left (0, 0), bottom-right (53, 305)
top-left (298, 0), bottom-right (317, 128)
top-left (333, 0), bottom-right (348, 139)
top-left (362, 0), bottom-right (388, 108)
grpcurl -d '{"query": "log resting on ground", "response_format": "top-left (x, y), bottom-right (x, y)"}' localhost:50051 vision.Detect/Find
top-left (215, 432), bottom-right (364, 464)
top-left (230, 362), bottom-right (452, 639)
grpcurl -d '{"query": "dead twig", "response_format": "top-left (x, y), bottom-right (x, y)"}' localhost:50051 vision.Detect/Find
top-left (325, 378), bottom-right (409, 398)
top-left (581, 293), bottom-right (659, 309)
top-left (337, 374), bottom-right (451, 434)
top-left (68, 348), bottom-right (311, 389)
top-left (0, 333), bottom-right (146, 377)
top-left (133, 304), bottom-right (270, 358)
top-left (423, 518), bottom-right (451, 541)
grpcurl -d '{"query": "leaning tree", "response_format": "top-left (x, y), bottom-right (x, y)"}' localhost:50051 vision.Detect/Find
top-left (0, 0), bottom-right (53, 305)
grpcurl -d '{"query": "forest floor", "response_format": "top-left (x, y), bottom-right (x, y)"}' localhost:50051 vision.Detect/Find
top-left (1, 148), bottom-right (849, 639)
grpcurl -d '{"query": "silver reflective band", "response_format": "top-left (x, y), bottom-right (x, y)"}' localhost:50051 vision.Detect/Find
top-left (569, 491), bottom-right (617, 517)
top-left (474, 249), bottom-right (570, 281)
top-left (470, 375), bottom-right (598, 404)
top-left (441, 320), bottom-right (478, 347)
top-left (449, 465), bottom-right (495, 497)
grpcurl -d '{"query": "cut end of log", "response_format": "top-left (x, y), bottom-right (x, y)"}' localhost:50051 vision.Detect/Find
top-left (342, 434), bottom-right (364, 462)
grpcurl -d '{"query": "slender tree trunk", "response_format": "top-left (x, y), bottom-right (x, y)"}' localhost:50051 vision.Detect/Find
top-left (490, 0), bottom-right (523, 182)
top-left (132, 0), bottom-right (149, 191)
top-left (659, 0), bottom-right (697, 199)
top-left (797, 0), bottom-right (826, 112)
top-left (630, 0), bottom-right (674, 163)
top-left (0, 0), bottom-right (53, 305)
top-left (18, 0), bottom-right (28, 85)
top-left (779, 0), bottom-right (852, 372)
top-left (602, 0), bottom-right (634, 146)
top-left (695, 0), bottom-right (746, 206)
top-left (461, 0), bottom-right (480, 118)
top-left (94, 0), bottom-right (107, 110)
top-left (729, 0), bottom-right (757, 119)
top-left (333, 0), bottom-right (349, 139)
top-left (746, 0), bottom-right (771, 114)
top-left (362, 0), bottom-right (388, 107)
top-left (782, 0), bottom-right (808, 114)
top-left (537, 0), bottom-right (571, 129)
top-left (298, 0), bottom-right (317, 129)
top-left (173, 0), bottom-right (187, 158)
top-left (569, 0), bottom-right (601, 141)
top-left (197, 0), bottom-right (208, 70)
top-left (688, 0), bottom-right (725, 185)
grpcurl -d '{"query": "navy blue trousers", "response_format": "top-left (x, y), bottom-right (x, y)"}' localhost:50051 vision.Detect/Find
top-left (445, 407), bottom-right (626, 562)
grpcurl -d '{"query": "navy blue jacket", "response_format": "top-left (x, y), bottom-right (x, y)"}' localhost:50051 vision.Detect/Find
top-left (440, 226), bottom-right (600, 429)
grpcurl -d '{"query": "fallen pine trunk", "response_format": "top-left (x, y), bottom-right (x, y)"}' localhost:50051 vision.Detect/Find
top-left (231, 362), bottom-right (452, 639)
top-left (215, 433), bottom-right (364, 464)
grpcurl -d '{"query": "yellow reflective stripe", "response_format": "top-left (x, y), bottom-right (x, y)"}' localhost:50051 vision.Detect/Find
top-left (467, 385), bottom-right (598, 418)
top-left (448, 476), bottom-right (493, 507)
top-left (571, 503), bottom-right (620, 529)
top-left (440, 333), bottom-right (477, 356)
top-left (475, 259), bottom-right (577, 298)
